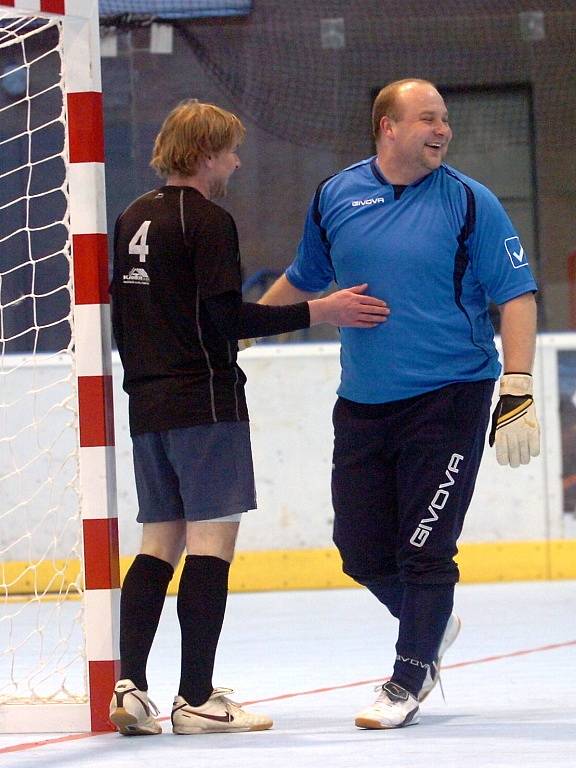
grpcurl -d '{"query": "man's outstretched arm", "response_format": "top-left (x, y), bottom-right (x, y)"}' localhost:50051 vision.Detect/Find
top-left (260, 274), bottom-right (389, 328)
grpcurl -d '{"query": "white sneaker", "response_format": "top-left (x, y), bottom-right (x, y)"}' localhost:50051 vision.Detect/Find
top-left (109, 679), bottom-right (162, 735)
top-left (355, 681), bottom-right (420, 729)
top-left (171, 688), bottom-right (273, 734)
top-left (419, 613), bottom-right (462, 702)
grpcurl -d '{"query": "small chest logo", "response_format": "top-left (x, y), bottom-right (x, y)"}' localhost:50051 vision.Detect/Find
top-left (504, 237), bottom-right (527, 269)
top-left (351, 197), bottom-right (385, 207)
top-left (123, 267), bottom-right (150, 285)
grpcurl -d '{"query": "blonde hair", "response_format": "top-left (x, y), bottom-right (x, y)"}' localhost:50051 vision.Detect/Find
top-left (371, 78), bottom-right (436, 138)
top-left (150, 100), bottom-right (246, 177)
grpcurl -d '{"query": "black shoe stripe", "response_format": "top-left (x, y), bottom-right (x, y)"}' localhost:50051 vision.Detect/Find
top-left (401, 708), bottom-right (419, 726)
top-left (115, 688), bottom-right (150, 717)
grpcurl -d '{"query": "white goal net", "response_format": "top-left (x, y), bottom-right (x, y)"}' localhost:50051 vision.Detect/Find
top-left (0, 9), bottom-right (86, 706)
top-left (0, 3), bottom-right (117, 733)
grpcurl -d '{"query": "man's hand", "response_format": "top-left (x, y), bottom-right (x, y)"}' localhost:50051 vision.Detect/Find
top-left (488, 373), bottom-right (540, 467)
top-left (238, 337), bottom-right (257, 351)
top-left (308, 284), bottom-right (389, 328)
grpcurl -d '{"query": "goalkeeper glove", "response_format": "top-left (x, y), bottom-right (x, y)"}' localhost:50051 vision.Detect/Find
top-left (488, 373), bottom-right (540, 468)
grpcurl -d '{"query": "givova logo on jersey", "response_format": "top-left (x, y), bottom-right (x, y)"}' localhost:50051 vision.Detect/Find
top-left (351, 197), bottom-right (385, 207)
top-left (505, 236), bottom-right (528, 269)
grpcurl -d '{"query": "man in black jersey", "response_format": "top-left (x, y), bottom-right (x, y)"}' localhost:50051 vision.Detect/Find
top-left (108, 100), bottom-right (389, 736)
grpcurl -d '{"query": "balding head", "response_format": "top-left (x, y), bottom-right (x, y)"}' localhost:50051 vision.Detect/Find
top-left (372, 79), bottom-right (441, 139)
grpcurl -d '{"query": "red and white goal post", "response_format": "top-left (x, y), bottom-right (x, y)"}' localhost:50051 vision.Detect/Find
top-left (0, 0), bottom-right (120, 732)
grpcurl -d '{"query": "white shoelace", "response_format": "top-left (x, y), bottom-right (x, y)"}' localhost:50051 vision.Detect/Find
top-left (210, 687), bottom-right (241, 709)
top-left (145, 695), bottom-right (160, 716)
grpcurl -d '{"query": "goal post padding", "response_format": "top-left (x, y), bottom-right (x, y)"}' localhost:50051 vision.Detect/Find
top-left (0, 0), bottom-right (119, 733)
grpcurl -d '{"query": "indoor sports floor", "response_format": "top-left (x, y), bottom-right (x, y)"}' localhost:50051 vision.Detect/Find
top-left (1, 580), bottom-right (575, 767)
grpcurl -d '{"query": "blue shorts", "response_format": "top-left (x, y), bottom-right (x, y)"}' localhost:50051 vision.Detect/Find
top-left (132, 422), bottom-right (257, 523)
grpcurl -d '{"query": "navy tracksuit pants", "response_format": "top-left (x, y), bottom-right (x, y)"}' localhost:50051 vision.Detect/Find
top-left (331, 379), bottom-right (494, 695)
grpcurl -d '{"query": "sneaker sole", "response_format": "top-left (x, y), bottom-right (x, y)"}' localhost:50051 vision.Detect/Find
top-left (438, 615), bottom-right (462, 658)
top-left (355, 711), bottom-right (420, 730)
top-left (110, 707), bottom-right (162, 736)
top-left (173, 722), bottom-right (272, 735)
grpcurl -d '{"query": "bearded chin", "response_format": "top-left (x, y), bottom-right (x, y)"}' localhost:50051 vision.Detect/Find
top-left (209, 179), bottom-right (227, 200)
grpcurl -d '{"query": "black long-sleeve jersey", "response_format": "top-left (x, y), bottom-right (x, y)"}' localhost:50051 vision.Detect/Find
top-left (110, 185), bottom-right (310, 435)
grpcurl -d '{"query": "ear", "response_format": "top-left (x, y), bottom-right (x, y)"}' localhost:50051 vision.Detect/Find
top-left (379, 115), bottom-right (395, 139)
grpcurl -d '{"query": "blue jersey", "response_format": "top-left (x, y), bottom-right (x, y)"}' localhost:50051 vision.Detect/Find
top-left (286, 158), bottom-right (538, 404)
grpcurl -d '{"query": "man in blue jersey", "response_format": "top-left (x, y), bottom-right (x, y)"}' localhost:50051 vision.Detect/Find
top-left (261, 79), bottom-right (540, 729)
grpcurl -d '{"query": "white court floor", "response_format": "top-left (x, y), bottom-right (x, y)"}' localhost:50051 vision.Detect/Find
top-left (1, 581), bottom-right (575, 768)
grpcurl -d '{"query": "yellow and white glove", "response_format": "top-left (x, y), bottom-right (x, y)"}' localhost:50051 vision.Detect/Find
top-left (488, 373), bottom-right (540, 468)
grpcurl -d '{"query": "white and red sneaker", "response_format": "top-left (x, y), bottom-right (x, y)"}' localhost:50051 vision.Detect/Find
top-left (109, 679), bottom-right (162, 736)
top-left (171, 688), bottom-right (273, 734)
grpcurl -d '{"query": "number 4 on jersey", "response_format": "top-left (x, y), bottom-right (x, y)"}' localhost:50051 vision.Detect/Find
top-left (129, 221), bottom-right (151, 262)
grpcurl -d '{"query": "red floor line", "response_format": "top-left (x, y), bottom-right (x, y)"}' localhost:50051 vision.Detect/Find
top-left (0, 733), bottom-right (98, 755)
top-left (241, 638), bottom-right (576, 705)
top-left (2, 638), bottom-right (575, 755)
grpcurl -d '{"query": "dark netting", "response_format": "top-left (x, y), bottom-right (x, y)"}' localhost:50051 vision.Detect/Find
top-left (99, 0), bottom-right (251, 20)
top-left (96, 0), bottom-right (575, 333)
top-left (157, 0), bottom-right (576, 152)
top-left (0, 19), bottom-right (70, 353)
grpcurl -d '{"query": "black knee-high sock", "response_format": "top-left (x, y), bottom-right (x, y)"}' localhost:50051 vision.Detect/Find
top-left (392, 583), bottom-right (454, 697)
top-left (177, 554), bottom-right (230, 707)
top-left (119, 554), bottom-right (174, 691)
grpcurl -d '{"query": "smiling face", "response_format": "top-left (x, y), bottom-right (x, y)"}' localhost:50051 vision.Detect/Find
top-left (377, 82), bottom-right (452, 184)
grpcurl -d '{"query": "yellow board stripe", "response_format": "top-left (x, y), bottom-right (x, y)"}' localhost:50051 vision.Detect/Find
top-left (1, 561), bottom-right (82, 597)
top-left (2, 540), bottom-right (576, 597)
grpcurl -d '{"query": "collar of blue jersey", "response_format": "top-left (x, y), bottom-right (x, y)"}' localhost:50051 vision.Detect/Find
top-left (369, 156), bottom-right (439, 189)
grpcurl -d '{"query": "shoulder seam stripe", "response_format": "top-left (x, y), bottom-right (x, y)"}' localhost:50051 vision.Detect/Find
top-left (446, 169), bottom-right (490, 360)
top-left (312, 158), bottom-right (374, 276)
